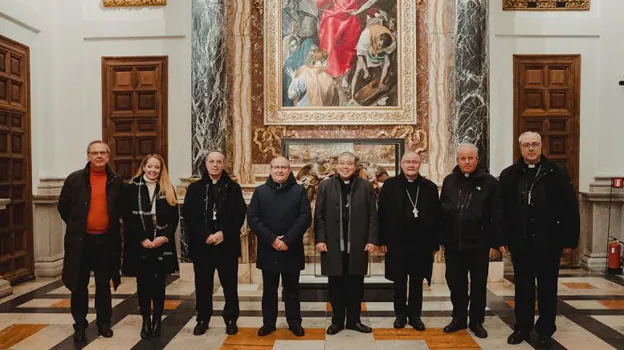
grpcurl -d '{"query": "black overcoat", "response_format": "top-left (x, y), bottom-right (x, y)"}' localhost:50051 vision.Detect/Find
top-left (58, 163), bottom-right (123, 292)
top-left (121, 175), bottom-right (179, 277)
top-left (499, 155), bottom-right (580, 253)
top-left (314, 176), bottom-right (379, 276)
top-left (378, 174), bottom-right (440, 284)
top-left (182, 170), bottom-right (247, 260)
top-left (247, 173), bottom-right (312, 272)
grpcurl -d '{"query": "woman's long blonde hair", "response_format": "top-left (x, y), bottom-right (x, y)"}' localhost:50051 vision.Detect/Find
top-left (131, 154), bottom-right (177, 206)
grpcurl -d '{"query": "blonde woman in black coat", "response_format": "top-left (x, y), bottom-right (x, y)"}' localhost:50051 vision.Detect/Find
top-left (122, 154), bottom-right (179, 339)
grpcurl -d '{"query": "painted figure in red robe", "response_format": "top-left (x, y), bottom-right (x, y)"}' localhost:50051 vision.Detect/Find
top-left (316, 0), bottom-right (367, 80)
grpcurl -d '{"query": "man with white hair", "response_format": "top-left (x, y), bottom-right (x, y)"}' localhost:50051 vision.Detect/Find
top-left (500, 131), bottom-right (579, 348)
top-left (378, 151), bottom-right (440, 331)
top-left (440, 143), bottom-right (504, 339)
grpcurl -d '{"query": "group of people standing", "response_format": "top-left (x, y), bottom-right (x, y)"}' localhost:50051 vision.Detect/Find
top-left (58, 130), bottom-right (579, 349)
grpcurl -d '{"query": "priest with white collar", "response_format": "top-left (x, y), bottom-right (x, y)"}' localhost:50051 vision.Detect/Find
top-left (378, 151), bottom-right (441, 331)
top-left (499, 131), bottom-right (580, 348)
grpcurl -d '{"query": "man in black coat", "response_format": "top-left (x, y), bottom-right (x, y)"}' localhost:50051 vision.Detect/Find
top-left (440, 143), bottom-right (504, 339)
top-left (378, 151), bottom-right (440, 331)
top-left (247, 156), bottom-right (312, 337)
top-left (315, 152), bottom-right (378, 335)
top-left (501, 132), bottom-right (579, 348)
top-left (182, 151), bottom-right (247, 336)
top-left (58, 140), bottom-right (123, 343)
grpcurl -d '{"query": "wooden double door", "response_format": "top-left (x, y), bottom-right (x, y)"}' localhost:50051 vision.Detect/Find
top-left (0, 36), bottom-right (34, 282)
top-left (514, 54), bottom-right (581, 266)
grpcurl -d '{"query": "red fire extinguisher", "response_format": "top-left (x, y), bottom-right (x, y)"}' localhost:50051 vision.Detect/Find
top-left (608, 238), bottom-right (623, 274)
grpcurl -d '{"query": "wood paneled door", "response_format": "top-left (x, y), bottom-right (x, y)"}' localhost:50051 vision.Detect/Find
top-left (102, 56), bottom-right (168, 180)
top-left (0, 35), bottom-right (34, 282)
top-left (513, 54), bottom-right (581, 266)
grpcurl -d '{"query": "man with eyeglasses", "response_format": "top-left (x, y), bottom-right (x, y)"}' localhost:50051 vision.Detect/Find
top-left (500, 131), bottom-right (579, 348)
top-left (440, 143), bottom-right (504, 339)
top-left (58, 140), bottom-right (123, 342)
top-left (315, 152), bottom-right (378, 335)
top-left (248, 156), bottom-right (311, 337)
top-left (378, 152), bottom-right (441, 331)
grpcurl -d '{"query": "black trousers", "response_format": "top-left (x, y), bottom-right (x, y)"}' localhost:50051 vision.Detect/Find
top-left (193, 255), bottom-right (239, 323)
top-left (445, 248), bottom-right (489, 324)
top-left (328, 253), bottom-right (365, 325)
top-left (393, 256), bottom-right (424, 320)
top-left (71, 234), bottom-right (112, 328)
top-left (261, 270), bottom-right (302, 327)
top-left (512, 246), bottom-right (561, 336)
top-left (137, 273), bottom-right (166, 318)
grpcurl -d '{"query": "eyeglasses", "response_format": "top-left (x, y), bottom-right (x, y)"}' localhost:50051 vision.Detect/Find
top-left (521, 142), bottom-right (542, 149)
top-left (88, 151), bottom-right (109, 156)
top-left (402, 160), bottom-right (420, 165)
top-left (271, 166), bottom-right (290, 170)
top-left (338, 162), bottom-right (355, 167)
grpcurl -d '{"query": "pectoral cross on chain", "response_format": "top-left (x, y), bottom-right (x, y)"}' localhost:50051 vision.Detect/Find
top-left (413, 207), bottom-right (419, 218)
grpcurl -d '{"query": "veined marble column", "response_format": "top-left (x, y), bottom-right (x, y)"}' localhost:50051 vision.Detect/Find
top-left (191, 0), bottom-right (228, 175)
top-left (454, 0), bottom-right (489, 167)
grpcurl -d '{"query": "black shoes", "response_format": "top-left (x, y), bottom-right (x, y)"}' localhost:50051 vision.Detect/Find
top-left (443, 319), bottom-right (467, 333)
top-left (193, 321), bottom-right (209, 336)
top-left (97, 323), bottom-right (114, 338)
top-left (257, 324), bottom-right (276, 336)
top-left (507, 330), bottom-right (530, 345)
top-left (151, 316), bottom-right (162, 337)
top-left (140, 317), bottom-right (152, 339)
top-left (469, 323), bottom-right (488, 338)
top-left (393, 316), bottom-right (407, 329)
top-left (326, 323), bottom-right (344, 335)
top-left (73, 327), bottom-right (87, 343)
top-left (225, 320), bottom-right (238, 335)
top-left (409, 317), bottom-right (426, 331)
top-left (346, 321), bottom-right (372, 333)
top-left (537, 335), bottom-right (552, 348)
top-left (289, 325), bottom-right (305, 337)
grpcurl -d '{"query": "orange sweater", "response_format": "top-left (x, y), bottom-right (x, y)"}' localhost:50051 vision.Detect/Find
top-left (86, 167), bottom-right (109, 234)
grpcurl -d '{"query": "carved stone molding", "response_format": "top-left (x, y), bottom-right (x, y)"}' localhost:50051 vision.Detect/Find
top-left (253, 126), bottom-right (300, 158)
top-left (103, 0), bottom-right (166, 7)
top-left (376, 126), bottom-right (428, 153)
top-left (503, 0), bottom-right (590, 10)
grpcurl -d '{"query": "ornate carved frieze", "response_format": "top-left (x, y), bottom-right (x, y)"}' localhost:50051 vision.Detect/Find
top-left (103, 0), bottom-right (166, 7)
top-left (503, 0), bottom-right (590, 10)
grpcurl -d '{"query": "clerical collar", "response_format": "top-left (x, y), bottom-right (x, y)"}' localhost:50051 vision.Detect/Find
top-left (407, 179), bottom-right (414, 183)
top-left (525, 161), bottom-right (541, 169)
top-left (464, 173), bottom-right (470, 178)
top-left (339, 176), bottom-right (352, 184)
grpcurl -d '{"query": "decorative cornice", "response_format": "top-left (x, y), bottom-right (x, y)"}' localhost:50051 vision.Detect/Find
top-left (503, 0), bottom-right (589, 11)
top-left (103, 0), bottom-right (166, 7)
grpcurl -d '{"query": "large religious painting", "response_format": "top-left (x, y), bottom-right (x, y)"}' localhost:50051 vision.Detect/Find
top-left (503, 0), bottom-right (589, 10)
top-left (265, 0), bottom-right (417, 125)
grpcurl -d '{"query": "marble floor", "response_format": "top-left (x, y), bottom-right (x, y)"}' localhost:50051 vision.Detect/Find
top-left (0, 269), bottom-right (623, 349)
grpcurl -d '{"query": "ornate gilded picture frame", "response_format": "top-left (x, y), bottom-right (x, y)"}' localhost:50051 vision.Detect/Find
top-left (503, 0), bottom-right (590, 10)
top-left (103, 0), bottom-right (166, 7)
top-left (264, 0), bottom-right (417, 125)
